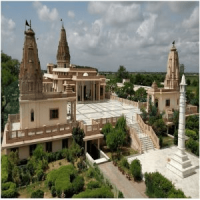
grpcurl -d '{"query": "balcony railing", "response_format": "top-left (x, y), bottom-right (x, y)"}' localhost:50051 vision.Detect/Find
top-left (6, 123), bottom-right (72, 144)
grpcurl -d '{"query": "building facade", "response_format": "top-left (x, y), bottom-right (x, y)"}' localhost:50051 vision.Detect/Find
top-left (43, 25), bottom-right (106, 103)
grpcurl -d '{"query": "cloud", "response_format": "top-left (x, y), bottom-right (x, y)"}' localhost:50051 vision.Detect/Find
top-left (88, 2), bottom-right (142, 27)
top-left (182, 7), bottom-right (199, 29)
top-left (168, 2), bottom-right (197, 13)
top-left (136, 13), bottom-right (157, 38)
top-left (1, 15), bottom-right (16, 40)
top-left (33, 1), bottom-right (59, 22)
top-left (68, 11), bottom-right (75, 19)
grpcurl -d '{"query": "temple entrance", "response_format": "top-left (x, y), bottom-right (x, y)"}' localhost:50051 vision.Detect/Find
top-left (87, 141), bottom-right (100, 160)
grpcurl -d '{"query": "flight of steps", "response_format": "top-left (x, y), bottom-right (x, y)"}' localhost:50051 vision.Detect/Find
top-left (127, 115), bottom-right (156, 153)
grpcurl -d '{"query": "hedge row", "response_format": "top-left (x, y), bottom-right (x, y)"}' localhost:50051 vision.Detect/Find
top-left (47, 165), bottom-right (84, 197)
top-left (144, 172), bottom-right (186, 198)
top-left (72, 187), bottom-right (114, 198)
top-left (1, 155), bottom-right (9, 183)
top-left (1, 182), bottom-right (17, 198)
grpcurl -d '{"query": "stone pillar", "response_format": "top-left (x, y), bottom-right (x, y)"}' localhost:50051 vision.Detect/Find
top-left (85, 141), bottom-right (87, 154)
top-left (96, 82), bottom-right (98, 101)
top-left (76, 82), bottom-right (78, 103)
top-left (93, 81), bottom-right (95, 101)
top-left (74, 101), bottom-right (76, 121)
top-left (70, 101), bottom-right (73, 120)
top-left (167, 75), bottom-right (195, 178)
top-left (81, 82), bottom-right (84, 102)
top-left (98, 83), bottom-right (100, 101)
top-left (103, 85), bottom-right (105, 100)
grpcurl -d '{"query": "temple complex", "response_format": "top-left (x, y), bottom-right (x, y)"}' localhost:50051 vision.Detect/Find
top-left (43, 25), bottom-right (106, 103)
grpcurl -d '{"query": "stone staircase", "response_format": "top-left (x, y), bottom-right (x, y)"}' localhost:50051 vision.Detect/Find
top-left (127, 115), bottom-right (156, 153)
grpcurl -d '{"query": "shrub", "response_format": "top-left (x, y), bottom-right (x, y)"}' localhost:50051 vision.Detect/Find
top-left (115, 115), bottom-right (126, 132)
top-left (51, 186), bottom-right (56, 197)
top-left (144, 172), bottom-right (186, 198)
top-left (152, 119), bottom-right (167, 136)
top-left (36, 169), bottom-right (44, 181)
top-left (120, 157), bottom-right (129, 169)
top-left (1, 155), bottom-right (9, 183)
top-left (77, 159), bottom-right (86, 172)
top-left (185, 129), bottom-right (198, 140)
top-left (1, 182), bottom-right (17, 198)
top-left (20, 173), bottom-right (30, 186)
top-left (102, 123), bottom-right (113, 139)
top-left (72, 176), bottom-right (84, 194)
top-left (130, 159), bottom-right (142, 181)
top-left (31, 189), bottom-right (44, 198)
top-left (118, 191), bottom-right (124, 198)
top-left (186, 138), bottom-right (199, 156)
top-left (87, 181), bottom-right (101, 189)
top-left (86, 167), bottom-right (95, 178)
top-left (72, 187), bottom-right (114, 198)
top-left (106, 128), bottom-right (126, 151)
top-left (47, 165), bottom-right (82, 198)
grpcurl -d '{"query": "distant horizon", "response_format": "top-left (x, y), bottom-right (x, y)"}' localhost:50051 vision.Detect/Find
top-left (2, 1), bottom-right (199, 73)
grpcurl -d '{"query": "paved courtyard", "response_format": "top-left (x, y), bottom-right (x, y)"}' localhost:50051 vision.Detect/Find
top-left (76, 100), bottom-right (141, 125)
top-left (128, 146), bottom-right (199, 199)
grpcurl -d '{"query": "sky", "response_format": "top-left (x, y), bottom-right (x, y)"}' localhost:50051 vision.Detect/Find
top-left (1, 1), bottom-right (199, 72)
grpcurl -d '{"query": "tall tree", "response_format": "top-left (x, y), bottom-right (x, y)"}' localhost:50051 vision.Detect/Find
top-left (1, 52), bottom-right (20, 131)
top-left (115, 65), bottom-right (129, 83)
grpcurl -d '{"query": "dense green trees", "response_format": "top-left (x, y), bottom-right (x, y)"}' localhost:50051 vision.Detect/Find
top-left (145, 172), bottom-right (186, 198)
top-left (1, 52), bottom-right (20, 131)
top-left (102, 116), bottom-right (128, 152)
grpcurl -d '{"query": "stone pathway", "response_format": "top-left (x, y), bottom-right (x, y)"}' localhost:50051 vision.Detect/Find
top-left (98, 162), bottom-right (147, 198)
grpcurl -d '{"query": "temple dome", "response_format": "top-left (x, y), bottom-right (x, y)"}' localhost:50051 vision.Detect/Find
top-left (83, 72), bottom-right (88, 76)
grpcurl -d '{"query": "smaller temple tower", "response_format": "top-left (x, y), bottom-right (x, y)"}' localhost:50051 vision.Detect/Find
top-left (167, 75), bottom-right (195, 178)
top-left (164, 42), bottom-right (180, 90)
top-left (19, 25), bottom-right (43, 100)
top-left (56, 25), bottom-right (70, 68)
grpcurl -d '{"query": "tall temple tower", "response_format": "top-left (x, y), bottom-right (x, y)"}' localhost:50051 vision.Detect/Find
top-left (56, 25), bottom-right (70, 68)
top-left (164, 42), bottom-right (180, 90)
top-left (19, 26), bottom-right (43, 100)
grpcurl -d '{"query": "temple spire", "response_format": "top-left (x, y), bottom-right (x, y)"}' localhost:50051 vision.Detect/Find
top-left (56, 22), bottom-right (70, 68)
top-left (164, 43), bottom-right (180, 90)
top-left (19, 23), bottom-right (43, 99)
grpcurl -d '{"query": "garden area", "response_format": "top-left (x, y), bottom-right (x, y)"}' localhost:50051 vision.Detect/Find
top-left (1, 125), bottom-right (120, 198)
top-left (1, 142), bottom-right (116, 198)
